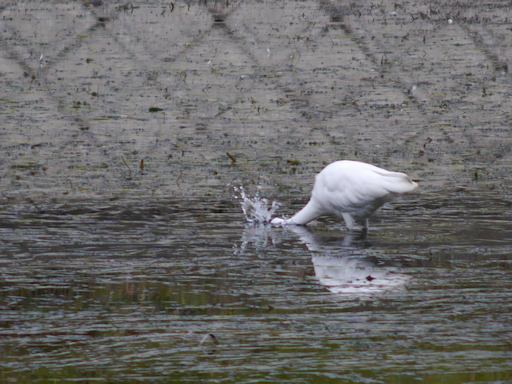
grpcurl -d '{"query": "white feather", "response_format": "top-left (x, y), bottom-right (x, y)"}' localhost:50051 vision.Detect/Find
top-left (271, 160), bottom-right (418, 230)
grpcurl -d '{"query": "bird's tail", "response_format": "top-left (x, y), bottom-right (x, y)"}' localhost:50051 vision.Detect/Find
top-left (379, 171), bottom-right (418, 194)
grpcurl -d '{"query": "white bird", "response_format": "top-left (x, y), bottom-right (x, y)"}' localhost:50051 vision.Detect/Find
top-left (271, 160), bottom-right (418, 231)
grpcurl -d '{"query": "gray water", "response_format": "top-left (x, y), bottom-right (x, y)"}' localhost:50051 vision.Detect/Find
top-left (1, 189), bottom-right (511, 383)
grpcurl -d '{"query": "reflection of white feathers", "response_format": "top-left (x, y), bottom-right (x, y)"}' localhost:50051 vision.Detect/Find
top-left (286, 225), bottom-right (410, 295)
top-left (312, 255), bottom-right (409, 295)
top-left (272, 160), bottom-right (418, 230)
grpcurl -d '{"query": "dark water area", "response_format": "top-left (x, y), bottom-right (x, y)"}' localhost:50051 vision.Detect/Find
top-left (1, 190), bottom-right (511, 383)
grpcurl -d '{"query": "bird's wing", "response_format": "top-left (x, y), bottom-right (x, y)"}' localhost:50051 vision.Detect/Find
top-left (313, 162), bottom-right (417, 212)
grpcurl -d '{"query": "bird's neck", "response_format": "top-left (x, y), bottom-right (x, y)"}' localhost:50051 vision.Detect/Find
top-left (288, 199), bottom-right (323, 225)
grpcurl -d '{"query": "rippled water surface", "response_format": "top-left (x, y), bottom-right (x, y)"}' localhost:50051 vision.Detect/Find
top-left (1, 190), bottom-right (511, 383)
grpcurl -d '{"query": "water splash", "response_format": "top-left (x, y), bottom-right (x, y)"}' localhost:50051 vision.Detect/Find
top-left (234, 186), bottom-right (280, 224)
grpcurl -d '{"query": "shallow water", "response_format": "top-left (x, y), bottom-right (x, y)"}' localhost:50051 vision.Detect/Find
top-left (1, 190), bottom-right (511, 383)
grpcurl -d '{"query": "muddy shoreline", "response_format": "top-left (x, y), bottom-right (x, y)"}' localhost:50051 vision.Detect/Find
top-left (1, 1), bottom-right (511, 204)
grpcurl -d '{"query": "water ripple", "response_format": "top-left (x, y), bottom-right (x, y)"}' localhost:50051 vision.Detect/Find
top-left (1, 192), bottom-right (511, 382)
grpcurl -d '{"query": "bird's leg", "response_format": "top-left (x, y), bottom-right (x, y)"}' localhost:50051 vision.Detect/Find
top-left (357, 227), bottom-right (368, 240)
top-left (341, 213), bottom-right (355, 230)
top-left (360, 221), bottom-right (369, 238)
top-left (342, 213), bottom-right (369, 234)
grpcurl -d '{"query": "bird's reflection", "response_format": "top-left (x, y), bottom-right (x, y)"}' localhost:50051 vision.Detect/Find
top-left (312, 254), bottom-right (409, 295)
top-left (237, 223), bottom-right (409, 295)
top-left (286, 225), bottom-right (410, 295)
